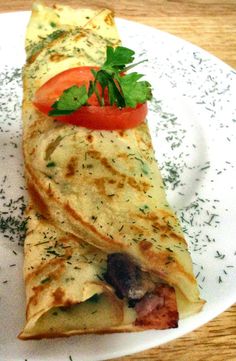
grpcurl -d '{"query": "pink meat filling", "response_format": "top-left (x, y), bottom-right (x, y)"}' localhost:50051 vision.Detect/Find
top-left (135, 292), bottom-right (165, 318)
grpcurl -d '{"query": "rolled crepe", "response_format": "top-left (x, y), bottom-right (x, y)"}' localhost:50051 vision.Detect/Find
top-left (19, 1), bottom-right (204, 339)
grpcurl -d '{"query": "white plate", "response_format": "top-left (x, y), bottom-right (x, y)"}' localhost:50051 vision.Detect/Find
top-left (0, 10), bottom-right (236, 361)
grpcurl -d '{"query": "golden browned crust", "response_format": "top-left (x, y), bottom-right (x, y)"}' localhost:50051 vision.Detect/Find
top-left (27, 181), bottom-right (50, 218)
top-left (24, 146), bottom-right (199, 295)
top-left (18, 326), bottom-right (149, 340)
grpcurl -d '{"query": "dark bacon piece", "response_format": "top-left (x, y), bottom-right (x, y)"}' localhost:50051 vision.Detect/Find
top-left (135, 284), bottom-right (179, 329)
top-left (105, 253), bottom-right (155, 300)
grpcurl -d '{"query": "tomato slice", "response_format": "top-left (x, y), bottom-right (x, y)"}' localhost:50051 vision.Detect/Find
top-left (33, 66), bottom-right (147, 130)
top-left (54, 102), bottom-right (147, 130)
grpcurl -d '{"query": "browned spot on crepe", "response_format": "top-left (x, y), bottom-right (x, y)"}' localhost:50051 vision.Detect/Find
top-left (66, 156), bottom-right (77, 177)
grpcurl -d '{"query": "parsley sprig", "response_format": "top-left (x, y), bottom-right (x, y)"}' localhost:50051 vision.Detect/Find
top-left (49, 46), bottom-right (152, 116)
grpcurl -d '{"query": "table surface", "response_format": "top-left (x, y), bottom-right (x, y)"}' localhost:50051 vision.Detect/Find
top-left (1, 1), bottom-right (236, 361)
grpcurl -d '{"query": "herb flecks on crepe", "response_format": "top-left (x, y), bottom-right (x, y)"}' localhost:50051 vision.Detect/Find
top-left (20, 1), bottom-right (204, 339)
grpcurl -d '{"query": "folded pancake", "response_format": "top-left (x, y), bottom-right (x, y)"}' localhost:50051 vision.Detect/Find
top-left (20, 1), bottom-right (204, 339)
top-left (19, 205), bottom-right (179, 339)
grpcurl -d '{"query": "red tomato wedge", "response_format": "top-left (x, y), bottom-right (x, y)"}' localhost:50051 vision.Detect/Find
top-left (33, 66), bottom-right (147, 130)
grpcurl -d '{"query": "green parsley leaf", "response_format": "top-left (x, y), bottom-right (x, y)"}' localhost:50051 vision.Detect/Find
top-left (49, 85), bottom-right (88, 115)
top-left (91, 69), bottom-right (125, 107)
top-left (92, 69), bottom-right (108, 106)
top-left (108, 78), bottom-right (126, 107)
top-left (102, 46), bottom-right (135, 72)
top-left (117, 72), bottom-right (152, 108)
top-left (94, 69), bottom-right (109, 89)
top-left (97, 70), bottom-right (125, 107)
top-left (101, 47), bottom-right (152, 107)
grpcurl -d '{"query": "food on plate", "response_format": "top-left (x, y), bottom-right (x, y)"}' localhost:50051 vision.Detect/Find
top-left (19, 1), bottom-right (204, 339)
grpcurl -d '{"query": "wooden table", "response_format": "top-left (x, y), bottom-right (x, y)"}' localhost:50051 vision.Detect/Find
top-left (1, 1), bottom-right (236, 360)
